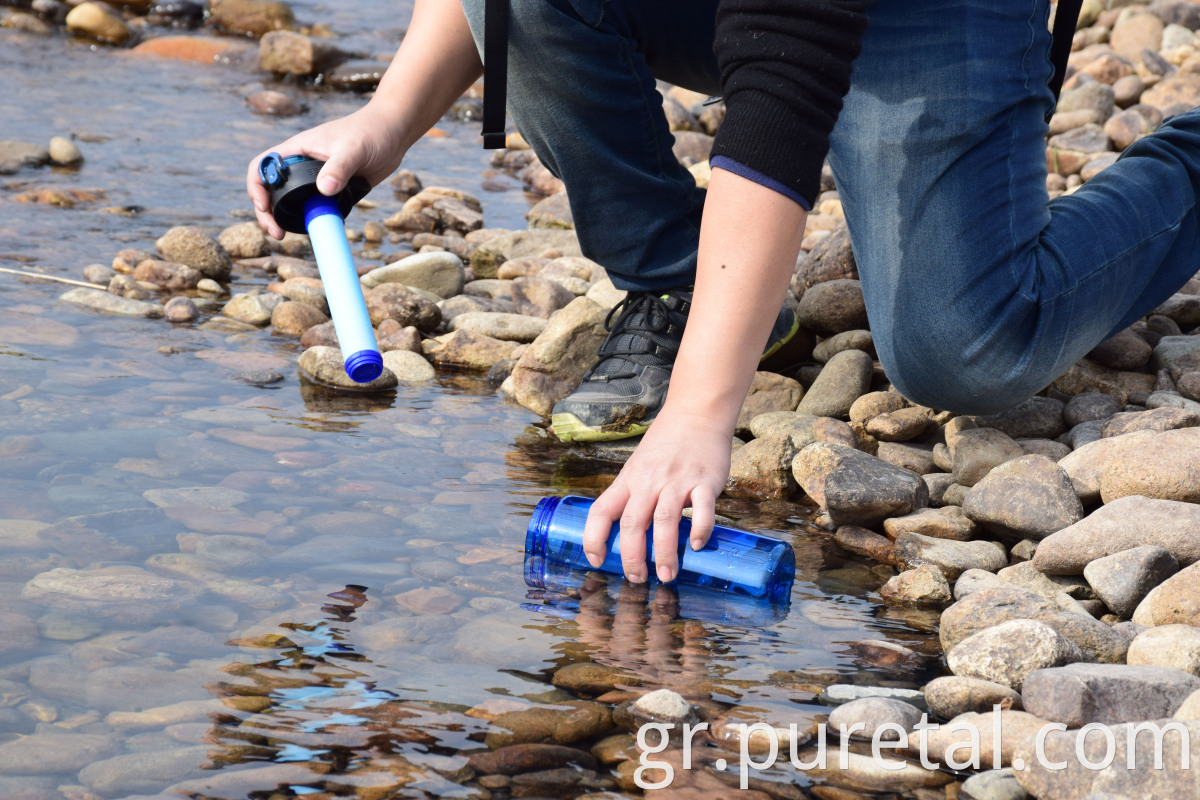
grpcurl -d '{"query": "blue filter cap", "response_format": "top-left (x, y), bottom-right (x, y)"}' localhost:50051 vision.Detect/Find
top-left (345, 349), bottom-right (384, 383)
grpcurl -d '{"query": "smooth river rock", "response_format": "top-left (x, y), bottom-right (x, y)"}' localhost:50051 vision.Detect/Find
top-left (796, 349), bottom-right (873, 419)
top-left (893, 533), bottom-right (1007, 582)
top-left (1083, 545), bottom-right (1179, 619)
top-left (793, 441), bottom-right (929, 527)
top-left (962, 454), bottom-right (1083, 541)
top-left (946, 618), bottom-right (1084, 691)
top-left (1021, 663), bottom-right (1200, 726)
top-left (1099, 426), bottom-right (1200, 503)
top-left (1131, 561), bottom-right (1200, 626)
top-left (1032, 495), bottom-right (1200, 574)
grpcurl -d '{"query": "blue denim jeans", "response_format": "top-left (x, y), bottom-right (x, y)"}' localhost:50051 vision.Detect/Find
top-left (459, 0), bottom-right (1200, 414)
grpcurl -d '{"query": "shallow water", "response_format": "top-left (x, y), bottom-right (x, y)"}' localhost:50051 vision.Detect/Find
top-left (1, 21), bottom-right (945, 800)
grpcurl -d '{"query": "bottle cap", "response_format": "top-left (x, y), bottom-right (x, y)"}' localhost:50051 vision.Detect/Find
top-left (344, 349), bottom-right (384, 383)
top-left (523, 495), bottom-right (564, 589)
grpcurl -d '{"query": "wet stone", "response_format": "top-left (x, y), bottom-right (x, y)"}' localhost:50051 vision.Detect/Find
top-left (826, 697), bottom-right (924, 741)
top-left (78, 746), bottom-right (210, 796)
top-left (726, 434), bottom-right (799, 499)
top-left (298, 346), bottom-right (399, 391)
top-left (552, 662), bottom-right (640, 695)
top-left (946, 619), bottom-right (1084, 691)
top-left (884, 506), bottom-right (976, 541)
top-left (0, 732), bottom-right (118, 775)
top-left (484, 701), bottom-right (612, 748)
top-left (233, 368), bottom-right (284, 385)
top-left (60, 287), bottom-right (162, 318)
top-left (1083, 545), bottom-right (1178, 618)
top-left (833, 525), bottom-right (895, 565)
top-left (880, 564), bottom-right (952, 605)
top-left (1022, 663), bottom-right (1200, 727)
top-left (923, 676), bottom-right (1023, 720)
top-left (21, 565), bottom-right (202, 623)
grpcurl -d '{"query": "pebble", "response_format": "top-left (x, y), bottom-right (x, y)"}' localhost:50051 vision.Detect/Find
top-left (796, 349), bottom-right (873, 419)
top-left (996, 560), bottom-right (1091, 601)
top-left (940, 586), bottom-right (1129, 663)
top-left (0, 140), bottom-right (50, 174)
top-left (222, 293), bottom-right (279, 326)
top-left (427, 329), bottom-right (520, 369)
top-left (233, 368), bottom-right (284, 385)
top-left (922, 472), bottom-right (955, 507)
top-left (65, 1), bottom-right (129, 42)
top-left (923, 676), bottom-right (1023, 720)
top-left (361, 251), bottom-right (465, 298)
top-left (449, 311), bottom-right (547, 343)
top-left (807, 751), bottom-right (951, 793)
top-left (470, 229), bottom-right (582, 278)
top-left (894, 533), bottom-right (1007, 581)
top-left (365, 283), bottom-right (442, 331)
top-left (824, 696), bottom-right (922, 745)
top-left (1082, 544), bottom-right (1178, 618)
top-left (632, 689), bottom-right (692, 722)
top-left (467, 743), bottom-right (598, 775)
top-left (0, 732), bottom-right (117, 775)
top-left (1126, 624), bottom-right (1200, 676)
top-left (1022, 662), bottom-right (1200, 727)
top-left (510, 297), bottom-right (608, 418)
top-left (946, 619), bottom-right (1083, 691)
top-left (78, 746), bottom-right (210, 796)
top-left (961, 454), bottom-right (1083, 541)
top-left (511, 275), bottom-right (575, 318)
top-left (1101, 405), bottom-right (1200, 436)
top-left (298, 346), bottom-right (399, 391)
top-left (818, 684), bottom-right (927, 711)
top-left (1099, 425), bottom-right (1200, 503)
top-left (1132, 560), bottom-right (1200, 626)
top-left (737, 372), bottom-right (805, 432)
top-left (880, 564), bottom-right (952, 605)
top-left (484, 701), bottom-right (612, 748)
top-left (865, 406), bottom-right (931, 442)
top-left (47, 135), bottom-right (82, 165)
top-left (793, 441), bottom-right (929, 527)
top-left (796, 278), bottom-right (867, 334)
top-left (270, 299), bottom-right (328, 334)
top-left (971, 396), bottom-right (1066, 440)
top-left (1057, 429), bottom-right (1156, 504)
top-left (1063, 391), bottom-right (1123, 427)
top-left (155, 225), bottom-right (231, 281)
top-left (726, 433), bottom-right (798, 499)
top-left (1013, 718), bottom-right (1200, 799)
top-left (884, 505), bottom-right (976, 541)
top-left (951, 428), bottom-right (1026, 487)
top-left (163, 295), bottom-right (199, 323)
top-left (748, 410), bottom-right (820, 447)
top-left (60, 287), bottom-right (163, 318)
top-left (834, 524), bottom-right (895, 564)
top-left (1032, 495), bottom-right (1200, 574)
top-left (959, 767), bottom-right (1029, 800)
top-left (381, 349), bottom-right (436, 382)
top-left (914, 708), bottom-right (1050, 769)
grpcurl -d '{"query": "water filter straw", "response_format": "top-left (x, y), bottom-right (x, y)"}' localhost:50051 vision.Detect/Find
top-left (303, 195), bottom-right (382, 383)
top-left (258, 152), bottom-right (381, 383)
top-left (524, 495), bottom-right (796, 603)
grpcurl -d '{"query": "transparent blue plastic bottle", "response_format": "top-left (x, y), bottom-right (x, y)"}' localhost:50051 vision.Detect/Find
top-left (524, 495), bottom-right (795, 603)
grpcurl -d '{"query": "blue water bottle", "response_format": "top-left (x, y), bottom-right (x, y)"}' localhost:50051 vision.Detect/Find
top-left (524, 495), bottom-right (795, 603)
top-left (258, 153), bottom-right (383, 383)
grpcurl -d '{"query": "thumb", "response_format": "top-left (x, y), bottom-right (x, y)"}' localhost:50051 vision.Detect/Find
top-left (316, 160), bottom-right (348, 196)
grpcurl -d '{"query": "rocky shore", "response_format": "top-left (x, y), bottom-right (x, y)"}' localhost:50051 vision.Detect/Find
top-left (3, 0), bottom-right (1200, 798)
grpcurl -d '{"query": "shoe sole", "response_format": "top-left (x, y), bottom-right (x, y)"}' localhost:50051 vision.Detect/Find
top-left (551, 310), bottom-right (801, 443)
top-left (551, 412), bottom-right (651, 442)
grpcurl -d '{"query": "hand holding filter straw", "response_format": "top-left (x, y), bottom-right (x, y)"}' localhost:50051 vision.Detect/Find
top-left (258, 153), bottom-right (382, 383)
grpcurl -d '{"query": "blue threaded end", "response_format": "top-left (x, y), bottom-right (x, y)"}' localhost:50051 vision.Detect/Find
top-left (304, 194), bottom-right (342, 227)
top-left (344, 349), bottom-right (383, 383)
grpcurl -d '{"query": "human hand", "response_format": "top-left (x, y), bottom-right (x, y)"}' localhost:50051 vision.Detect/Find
top-left (581, 409), bottom-right (731, 585)
top-left (246, 104), bottom-right (407, 240)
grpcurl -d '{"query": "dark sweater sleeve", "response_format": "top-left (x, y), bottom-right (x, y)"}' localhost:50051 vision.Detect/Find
top-left (710, 0), bottom-right (873, 208)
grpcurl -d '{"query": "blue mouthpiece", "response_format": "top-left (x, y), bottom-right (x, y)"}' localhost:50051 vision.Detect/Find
top-left (345, 349), bottom-right (384, 383)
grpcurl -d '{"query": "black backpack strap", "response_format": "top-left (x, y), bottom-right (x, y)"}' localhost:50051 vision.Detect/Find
top-left (481, 0), bottom-right (509, 149)
top-left (1048, 0), bottom-right (1084, 114)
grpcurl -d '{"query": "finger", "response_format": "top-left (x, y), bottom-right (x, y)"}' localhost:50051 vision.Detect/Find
top-left (618, 489), bottom-right (657, 584)
top-left (584, 485), bottom-right (626, 569)
top-left (246, 153), bottom-right (285, 240)
top-left (316, 156), bottom-right (351, 196)
top-left (686, 484), bottom-right (718, 552)
top-left (651, 489), bottom-right (686, 583)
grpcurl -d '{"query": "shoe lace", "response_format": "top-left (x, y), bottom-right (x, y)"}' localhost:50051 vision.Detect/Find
top-left (582, 290), bottom-right (690, 383)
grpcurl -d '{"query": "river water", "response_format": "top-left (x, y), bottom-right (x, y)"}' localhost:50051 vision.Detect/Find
top-left (1, 15), bottom-right (945, 800)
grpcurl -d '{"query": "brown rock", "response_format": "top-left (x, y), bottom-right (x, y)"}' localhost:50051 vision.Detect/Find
top-left (961, 454), bottom-right (1084, 541)
top-left (884, 506), bottom-right (976, 541)
top-left (951, 428), bottom-right (1026, 487)
top-left (133, 260), bottom-right (202, 291)
top-left (1034, 495), bottom-right (1200, 574)
top-left (793, 222), bottom-right (857, 294)
top-left (427, 329), bottom-right (518, 370)
top-left (1099, 426), bottom-right (1200, 503)
top-left (364, 283), bottom-right (441, 331)
top-left (210, 0), bottom-right (294, 37)
top-left (736, 371), bottom-right (804, 434)
top-left (833, 525), bottom-right (895, 564)
top-left (1101, 406), bottom-right (1200, 436)
top-left (1142, 74), bottom-right (1200, 108)
top-left (865, 407), bottom-right (931, 442)
top-left (796, 279), bottom-right (868, 335)
top-left (792, 442), bottom-right (929, 527)
top-left (245, 90), bottom-right (303, 117)
top-left (1088, 327), bottom-right (1153, 370)
top-left (923, 676), bottom-right (1022, 720)
top-left (258, 30), bottom-right (348, 76)
top-left (270, 300), bottom-right (328, 335)
top-left (511, 297), bottom-right (608, 419)
top-left (1110, 11), bottom-right (1165, 62)
top-left (726, 434), bottom-right (798, 499)
top-left (1133, 561), bottom-right (1200, 626)
top-left (467, 743), bottom-right (598, 775)
top-left (879, 564), bottom-right (952, 605)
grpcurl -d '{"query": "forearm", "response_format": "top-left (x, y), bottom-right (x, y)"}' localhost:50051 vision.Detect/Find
top-left (368, 0), bottom-right (484, 152)
top-left (662, 166), bottom-right (808, 432)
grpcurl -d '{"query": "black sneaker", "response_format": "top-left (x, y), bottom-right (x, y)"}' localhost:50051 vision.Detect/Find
top-left (550, 289), bottom-right (800, 442)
